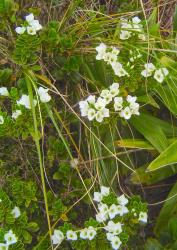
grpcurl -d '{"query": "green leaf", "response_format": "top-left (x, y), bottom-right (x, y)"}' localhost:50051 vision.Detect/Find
top-left (156, 85), bottom-right (177, 115)
top-left (168, 217), bottom-right (177, 240)
top-left (131, 164), bottom-right (177, 185)
top-left (154, 181), bottom-right (177, 236)
top-left (26, 222), bottom-right (39, 232)
top-left (116, 138), bottom-right (155, 150)
top-left (22, 230), bottom-right (32, 244)
top-left (138, 95), bottom-right (160, 109)
top-left (147, 139), bottom-right (177, 171)
top-left (131, 113), bottom-right (169, 153)
top-left (116, 138), bottom-right (177, 150)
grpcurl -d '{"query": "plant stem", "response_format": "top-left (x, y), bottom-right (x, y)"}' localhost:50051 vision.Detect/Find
top-left (25, 71), bottom-right (53, 249)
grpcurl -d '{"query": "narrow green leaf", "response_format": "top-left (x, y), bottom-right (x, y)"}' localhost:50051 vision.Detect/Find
top-left (154, 181), bottom-right (177, 236)
top-left (116, 138), bottom-right (177, 150)
top-left (116, 139), bottom-right (154, 150)
top-left (147, 139), bottom-right (177, 171)
top-left (131, 164), bottom-right (177, 185)
top-left (131, 113), bottom-right (169, 153)
top-left (156, 85), bottom-right (177, 115)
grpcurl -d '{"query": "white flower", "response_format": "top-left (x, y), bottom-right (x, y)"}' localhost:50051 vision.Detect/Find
top-left (79, 100), bottom-right (89, 117)
top-left (95, 97), bottom-right (106, 110)
top-left (11, 206), bottom-right (21, 218)
top-left (12, 110), bottom-right (22, 119)
top-left (51, 230), bottom-right (64, 245)
top-left (37, 87), bottom-right (51, 103)
top-left (0, 116), bottom-right (4, 125)
top-left (4, 230), bottom-right (17, 245)
top-left (95, 43), bottom-right (107, 60)
top-left (161, 68), bottom-right (169, 76)
top-left (29, 20), bottom-right (42, 31)
top-left (93, 192), bottom-right (102, 202)
top-left (138, 211), bottom-right (147, 223)
top-left (114, 97), bottom-right (123, 111)
top-left (100, 89), bottom-right (110, 99)
top-left (117, 205), bottom-right (129, 216)
top-left (98, 203), bottom-right (109, 214)
top-left (132, 16), bottom-right (141, 24)
top-left (154, 69), bottom-right (164, 83)
top-left (120, 30), bottom-right (131, 40)
top-left (101, 186), bottom-right (110, 196)
top-left (130, 102), bottom-right (140, 115)
top-left (95, 110), bottom-right (104, 123)
top-left (96, 211), bottom-right (108, 223)
top-left (141, 69), bottom-right (152, 77)
top-left (0, 87), bottom-right (9, 96)
top-left (117, 194), bottom-right (128, 206)
top-left (111, 47), bottom-right (120, 56)
top-left (101, 108), bottom-right (109, 118)
top-left (87, 226), bottom-right (97, 240)
top-left (27, 26), bottom-right (36, 35)
top-left (15, 26), bottom-right (26, 34)
top-left (111, 236), bottom-right (122, 250)
top-left (80, 228), bottom-right (88, 239)
top-left (103, 52), bottom-right (117, 64)
top-left (106, 232), bottom-right (115, 241)
top-left (87, 108), bottom-right (96, 121)
top-left (132, 23), bottom-right (143, 32)
top-left (121, 19), bottom-right (132, 29)
top-left (87, 95), bottom-right (96, 104)
top-left (144, 63), bottom-right (156, 72)
top-left (25, 13), bottom-right (34, 23)
top-left (108, 204), bottom-right (119, 219)
top-left (105, 221), bottom-right (122, 235)
top-left (0, 243), bottom-right (8, 250)
top-left (103, 94), bottom-right (113, 105)
top-left (109, 83), bottom-right (119, 97)
top-left (141, 63), bottom-right (156, 77)
top-left (95, 108), bottom-right (109, 123)
top-left (110, 82), bottom-right (119, 90)
top-left (119, 107), bottom-right (132, 120)
top-left (126, 95), bottom-right (137, 104)
top-left (70, 158), bottom-right (79, 168)
top-left (17, 95), bottom-right (37, 109)
top-left (111, 62), bottom-right (128, 77)
top-left (154, 68), bottom-right (169, 83)
top-left (66, 230), bottom-right (77, 241)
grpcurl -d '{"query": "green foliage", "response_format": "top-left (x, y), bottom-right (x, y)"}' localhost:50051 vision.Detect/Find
top-left (13, 34), bottom-right (40, 65)
top-left (11, 180), bottom-right (37, 207)
top-left (0, 0), bottom-right (15, 15)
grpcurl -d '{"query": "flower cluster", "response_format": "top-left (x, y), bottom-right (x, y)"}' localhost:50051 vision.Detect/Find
top-left (119, 16), bottom-right (146, 41)
top-left (51, 186), bottom-right (148, 250)
top-left (141, 63), bottom-right (169, 83)
top-left (0, 86), bottom-right (51, 125)
top-left (0, 230), bottom-right (18, 249)
top-left (95, 43), bottom-right (128, 77)
top-left (93, 186), bottom-right (148, 249)
top-left (94, 187), bottom-right (129, 223)
top-left (15, 13), bottom-right (42, 35)
top-left (51, 226), bottom-right (97, 246)
top-left (79, 83), bottom-right (140, 122)
top-left (17, 87), bottom-right (51, 110)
